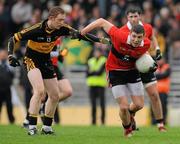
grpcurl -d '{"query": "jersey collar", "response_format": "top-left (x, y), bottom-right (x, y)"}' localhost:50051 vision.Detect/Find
top-left (127, 21), bottom-right (143, 30)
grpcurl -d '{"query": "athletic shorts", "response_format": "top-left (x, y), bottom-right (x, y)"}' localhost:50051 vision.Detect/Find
top-left (140, 72), bottom-right (157, 88)
top-left (23, 48), bottom-right (56, 79)
top-left (108, 69), bottom-right (144, 98)
top-left (108, 69), bottom-right (141, 86)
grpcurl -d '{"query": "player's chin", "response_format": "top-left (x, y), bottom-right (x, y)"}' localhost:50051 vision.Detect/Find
top-left (132, 43), bottom-right (139, 47)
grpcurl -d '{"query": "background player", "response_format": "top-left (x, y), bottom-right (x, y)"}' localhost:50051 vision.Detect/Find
top-left (120, 6), bottom-right (166, 132)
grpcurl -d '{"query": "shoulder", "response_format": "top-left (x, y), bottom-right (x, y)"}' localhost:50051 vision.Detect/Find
top-left (119, 25), bottom-right (129, 32)
top-left (20, 22), bottom-right (42, 34)
top-left (143, 23), bottom-right (153, 31)
top-left (108, 25), bottom-right (127, 37)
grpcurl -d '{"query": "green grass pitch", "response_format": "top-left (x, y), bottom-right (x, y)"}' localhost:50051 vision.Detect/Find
top-left (0, 125), bottom-right (179, 144)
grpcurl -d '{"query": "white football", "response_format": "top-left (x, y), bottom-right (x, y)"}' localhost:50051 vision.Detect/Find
top-left (135, 53), bottom-right (155, 73)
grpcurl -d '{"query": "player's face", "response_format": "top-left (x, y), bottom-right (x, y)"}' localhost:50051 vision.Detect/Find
top-left (127, 12), bottom-right (140, 25)
top-left (130, 32), bottom-right (144, 47)
top-left (51, 13), bottom-right (66, 29)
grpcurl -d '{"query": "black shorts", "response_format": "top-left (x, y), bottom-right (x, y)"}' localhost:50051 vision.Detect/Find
top-left (108, 69), bottom-right (141, 87)
top-left (140, 72), bottom-right (157, 84)
top-left (53, 65), bottom-right (64, 80)
top-left (23, 48), bottom-right (56, 79)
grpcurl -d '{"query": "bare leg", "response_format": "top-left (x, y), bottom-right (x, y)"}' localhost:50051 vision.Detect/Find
top-left (129, 96), bottom-right (144, 113)
top-left (44, 78), bottom-right (62, 117)
top-left (28, 68), bottom-right (45, 115)
top-left (146, 83), bottom-right (163, 120)
top-left (116, 97), bottom-right (131, 126)
top-left (58, 78), bottom-right (73, 101)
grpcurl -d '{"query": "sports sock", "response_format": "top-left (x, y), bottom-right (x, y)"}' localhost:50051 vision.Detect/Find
top-left (156, 119), bottom-right (164, 127)
top-left (122, 123), bottom-right (131, 129)
top-left (128, 109), bottom-right (136, 116)
top-left (43, 115), bottom-right (53, 126)
top-left (28, 115), bottom-right (38, 129)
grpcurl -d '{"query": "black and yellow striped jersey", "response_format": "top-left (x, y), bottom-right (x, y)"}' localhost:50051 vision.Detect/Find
top-left (13, 19), bottom-right (74, 54)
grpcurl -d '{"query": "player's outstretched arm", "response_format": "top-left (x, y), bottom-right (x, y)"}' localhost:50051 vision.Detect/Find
top-left (81, 18), bottom-right (113, 35)
top-left (7, 37), bottom-right (20, 67)
top-left (70, 29), bottom-right (110, 44)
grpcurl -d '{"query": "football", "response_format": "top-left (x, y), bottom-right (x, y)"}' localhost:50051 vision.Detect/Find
top-left (135, 53), bottom-right (155, 73)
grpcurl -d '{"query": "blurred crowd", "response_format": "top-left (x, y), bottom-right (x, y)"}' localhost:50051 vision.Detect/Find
top-left (0, 0), bottom-right (179, 124)
top-left (0, 0), bottom-right (179, 58)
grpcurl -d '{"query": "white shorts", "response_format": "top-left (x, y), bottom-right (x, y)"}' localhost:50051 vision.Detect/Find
top-left (112, 81), bottom-right (144, 99)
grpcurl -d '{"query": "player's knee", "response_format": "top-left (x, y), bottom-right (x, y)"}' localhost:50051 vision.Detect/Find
top-left (64, 88), bottom-right (73, 98)
top-left (34, 88), bottom-right (45, 98)
top-left (149, 92), bottom-right (159, 102)
top-left (53, 94), bottom-right (61, 102)
top-left (135, 103), bottom-right (144, 110)
top-left (48, 91), bottom-right (61, 102)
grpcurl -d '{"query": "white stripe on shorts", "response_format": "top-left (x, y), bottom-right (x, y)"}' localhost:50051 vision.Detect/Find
top-left (112, 81), bottom-right (144, 99)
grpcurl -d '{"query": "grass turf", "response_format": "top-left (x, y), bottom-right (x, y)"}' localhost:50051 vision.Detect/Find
top-left (0, 125), bottom-right (179, 144)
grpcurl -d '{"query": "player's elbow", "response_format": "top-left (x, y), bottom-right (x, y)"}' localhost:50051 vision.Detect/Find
top-left (8, 37), bottom-right (14, 43)
top-left (8, 36), bottom-right (16, 45)
top-left (97, 18), bottom-right (106, 26)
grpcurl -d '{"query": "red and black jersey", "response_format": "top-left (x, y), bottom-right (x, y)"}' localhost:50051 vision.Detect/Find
top-left (106, 26), bottom-right (150, 71)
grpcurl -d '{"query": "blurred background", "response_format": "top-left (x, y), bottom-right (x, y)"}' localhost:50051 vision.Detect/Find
top-left (0, 0), bottom-right (180, 126)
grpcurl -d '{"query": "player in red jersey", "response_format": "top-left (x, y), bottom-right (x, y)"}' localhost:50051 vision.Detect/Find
top-left (120, 6), bottom-right (166, 132)
top-left (81, 19), bottom-right (153, 137)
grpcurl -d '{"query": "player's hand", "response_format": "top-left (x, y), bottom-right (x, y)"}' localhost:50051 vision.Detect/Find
top-left (100, 37), bottom-right (111, 44)
top-left (8, 55), bottom-right (20, 67)
top-left (70, 30), bottom-right (81, 40)
top-left (155, 49), bottom-right (162, 60)
top-left (149, 61), bottom-right (158, 72)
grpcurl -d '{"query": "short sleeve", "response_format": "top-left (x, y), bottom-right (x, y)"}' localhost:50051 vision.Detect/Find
top-left (108, 26), bottom-right (125, 47)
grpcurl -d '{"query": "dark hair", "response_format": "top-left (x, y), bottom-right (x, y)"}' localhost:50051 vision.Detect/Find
top-left (48, 6), bottom-right (65, 18)
top-left (125, 5), bottom-right (142, 15)
top-left (131, 24), bottom-right (145, 35)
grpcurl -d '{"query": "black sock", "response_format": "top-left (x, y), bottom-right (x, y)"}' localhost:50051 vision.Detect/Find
top-left (156, 119), bottom-right (164, 124)
top-left (29, 115), bottom-right (37, 125)
top-left (43, 115), bottom-right (53, 126)
top-left (122, 123), bottom-right (131, 129)
top-left (128, 109), bottom-right (136, 116)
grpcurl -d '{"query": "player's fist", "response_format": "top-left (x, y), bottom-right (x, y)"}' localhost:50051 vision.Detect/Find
top-left (156, 49), bottom-right (162, 60)
top-left (100, 37), bottom-right (111, 44)
top-left (149, 61), bottom-right (158, 72)
top-left (70, 30), bottom-right (81, 40)
top-left (8, 55), bottom-right (20, 67)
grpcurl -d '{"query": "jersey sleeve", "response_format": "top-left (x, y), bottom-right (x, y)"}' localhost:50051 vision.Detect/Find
top-left (108, 26), bottom-right (126, 47)
top-left (60, 24), bottom-right (73, 35)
